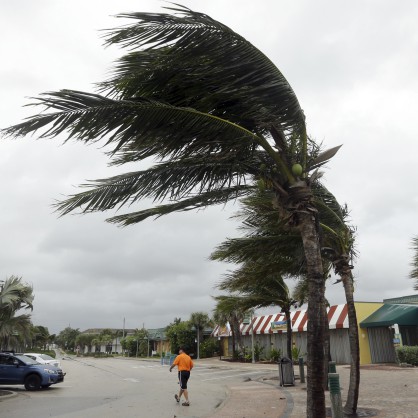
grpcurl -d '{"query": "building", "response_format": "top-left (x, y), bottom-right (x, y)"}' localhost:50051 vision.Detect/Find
top-left (212, 296), bottom-right (418, 365)
top-left (360, 294), bottom-right (418, 363)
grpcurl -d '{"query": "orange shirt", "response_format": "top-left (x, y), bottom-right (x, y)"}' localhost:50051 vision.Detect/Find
top-left (173, 352), bottom-right (194, 371)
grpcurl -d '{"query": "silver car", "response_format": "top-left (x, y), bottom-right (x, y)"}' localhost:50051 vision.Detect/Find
top-left (24, 353), bottom-right (61, 368)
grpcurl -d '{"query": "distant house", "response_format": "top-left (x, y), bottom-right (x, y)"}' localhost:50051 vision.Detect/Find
top-left (79, 328), bottom-right (134, 354)
top-left (79, 327), bottom-right (169, 355)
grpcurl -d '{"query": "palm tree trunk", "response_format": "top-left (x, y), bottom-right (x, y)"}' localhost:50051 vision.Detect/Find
top-left (342, 270), bottom-right (360, 415)
top-left (298, 211), bottom-right (326, 418)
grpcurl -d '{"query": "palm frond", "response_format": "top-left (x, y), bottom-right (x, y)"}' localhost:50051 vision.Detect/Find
top-left (2, 90), bottom-right (262, 159)
top-left (53, 156), bottom-right (258, 217)
top-left (101, 7), bottom-right (306, 137)
top-left (106, 186), bottom-right (254, 226)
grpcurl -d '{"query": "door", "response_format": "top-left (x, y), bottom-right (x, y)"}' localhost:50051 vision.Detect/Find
top-left (368, 327), bottom-right (396, 363)
top-left (0, 356), bottom-right (26, 384)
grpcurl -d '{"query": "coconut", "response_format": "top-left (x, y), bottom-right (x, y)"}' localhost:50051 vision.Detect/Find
top-left (292, 163), bottom-right (303, 176)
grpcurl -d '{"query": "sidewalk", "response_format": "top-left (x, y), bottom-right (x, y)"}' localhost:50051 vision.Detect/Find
top-left (205, 361), bottom-right (418, 418)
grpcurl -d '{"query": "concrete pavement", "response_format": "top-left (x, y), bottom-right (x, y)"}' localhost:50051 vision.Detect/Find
top-left (202, 360), bottom-right (418, 418)
top-left (1, 356), bottom-right (417, 417)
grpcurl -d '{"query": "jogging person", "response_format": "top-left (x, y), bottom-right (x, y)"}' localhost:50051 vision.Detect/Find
top-left (169, 346), bottom-right (194, 406)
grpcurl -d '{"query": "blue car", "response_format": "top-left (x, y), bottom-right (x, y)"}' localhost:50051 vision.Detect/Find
top-left (0, 352), bottom-right (65, 390)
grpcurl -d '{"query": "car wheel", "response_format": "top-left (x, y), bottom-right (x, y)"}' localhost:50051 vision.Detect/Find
top-left (24, 374), bottom-right (42, 391)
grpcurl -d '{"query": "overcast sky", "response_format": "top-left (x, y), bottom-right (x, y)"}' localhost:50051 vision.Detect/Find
top-left (1, 0), bottom-right (417, 335)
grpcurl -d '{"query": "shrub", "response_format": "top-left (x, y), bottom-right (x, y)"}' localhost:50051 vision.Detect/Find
top-left (200, 338), bottom-right (218, 358)
top-left (396, 346), bottom-right (418, 365)
top-left (253, 342), bottom-right (264, 361)
top-left (269, 348), bottom-right (282, 362)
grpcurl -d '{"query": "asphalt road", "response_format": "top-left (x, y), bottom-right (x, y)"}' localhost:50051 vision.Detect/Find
top-left (0, 356), bottom-right (278, 418)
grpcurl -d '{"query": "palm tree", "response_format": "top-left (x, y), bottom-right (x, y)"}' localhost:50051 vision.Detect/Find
top-left (214, 183), bottom-right (361, 410)
top-left (30, 325), bottom-right (50, 350)
top-left (0, 276), bottom-right (34, 351)
top-left (218, 274), bottom-right (297, 359)
top-left (213, 296), bottom-right (249, 359)
top-left (410, 236), bottom-right (418, 290)
top-left (2, 7), bottom-right (344, 416)
top-left (189, 312), bottom-right (211, 360)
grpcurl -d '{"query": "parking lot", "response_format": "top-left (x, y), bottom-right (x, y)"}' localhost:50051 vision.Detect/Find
top-left (1, 356), bottom-right (417, 418)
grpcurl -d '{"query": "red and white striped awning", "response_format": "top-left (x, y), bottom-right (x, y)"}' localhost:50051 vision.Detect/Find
top-left (211, 324), bottom-right (232, 337)
top-left (211, 304), bottom-right (349, 337)
top-left (237, 304), bottom-right (348, 335)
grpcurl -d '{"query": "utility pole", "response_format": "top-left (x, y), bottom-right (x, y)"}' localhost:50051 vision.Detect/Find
top-left (251, 312), bottom-right (255, 364)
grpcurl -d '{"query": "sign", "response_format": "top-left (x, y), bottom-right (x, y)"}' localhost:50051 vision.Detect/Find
top-left (242, 313), bottom-right (252, 325)
top-left (271, 320), bottom-right (287, 331)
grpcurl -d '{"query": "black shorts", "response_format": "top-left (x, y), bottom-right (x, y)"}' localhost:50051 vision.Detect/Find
top-left (178, 370), bottom-right (190, 389)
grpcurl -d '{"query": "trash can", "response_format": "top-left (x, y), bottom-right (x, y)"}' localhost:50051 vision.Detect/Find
top-left (278, 357), bottom-right (295, 386)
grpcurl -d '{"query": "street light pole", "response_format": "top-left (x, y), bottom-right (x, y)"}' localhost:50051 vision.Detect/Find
top-left (251, 312), bottom-right (255, 364)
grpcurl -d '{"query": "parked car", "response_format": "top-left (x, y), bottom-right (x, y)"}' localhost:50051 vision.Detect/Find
top-left (24, 353), bottom-right (61, 368)
top-left (0, 352), bottom-right (65, 390)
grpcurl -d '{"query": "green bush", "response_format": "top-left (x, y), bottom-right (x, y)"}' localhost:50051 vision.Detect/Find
top-left (269, 348), bottom-right (282, 362)
top-left (396, 346), bottom-right (418, 365)
top-left (199, 338), bottom-right (218, 358)
top-left (253, 342), bottom-right (264, 361)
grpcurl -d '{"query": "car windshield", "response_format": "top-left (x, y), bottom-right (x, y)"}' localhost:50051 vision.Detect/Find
top-left (39, 354), bottom-right (54, 360)
top-left (15, 355), bottom-right (40, 365)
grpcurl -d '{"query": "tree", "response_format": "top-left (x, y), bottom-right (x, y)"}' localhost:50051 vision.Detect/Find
top-left (211, 187), bottom-right (304, 359)
top-left (214, 183), bottom-right (361, 411)
top-left (75, 333), bottom-right (96, 354)
top-left (317, 186), bottom-right (360, 414)
top-left (30, 325), bottom-right (50, 350)
top-left (217, 276), bottom-right (296, 359)
top-left (56, 327), bottom-right (80, 351)
top-left (121, 328), bottom-right (149, 357)
top-left (2, 7), bottom-right (344, 416)
top-left (410, 236), bottom-right (418, 290)
top-left (213, 295), bottom-right (250, 360)
top-left (0, 276), bottom-right (34, 351)
top-left (189, 312), bottom-right (211, 359)
top-left (165, 320), bottom-right (195, 355)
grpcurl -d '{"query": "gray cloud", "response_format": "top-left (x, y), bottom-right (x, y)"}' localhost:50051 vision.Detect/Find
top-left (1, 0), bottom-right (417, 334)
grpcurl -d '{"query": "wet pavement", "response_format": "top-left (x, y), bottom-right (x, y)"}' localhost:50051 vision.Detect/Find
top-left (1, 356), bottom-right (417, 417)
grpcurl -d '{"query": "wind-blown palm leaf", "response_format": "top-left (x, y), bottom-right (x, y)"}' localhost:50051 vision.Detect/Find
top-left (101, 6), bottom-right (306, 138)
top-left (309, 145), bottom-right (343, 170)
top-left (0, 276), bottom-right (34, 312)
top-left (106, 185), bottom-right (254, 226)
top-left (53, 154), bottom-right (259, 216)
top-left (3, 90), bottom-right (261, 159)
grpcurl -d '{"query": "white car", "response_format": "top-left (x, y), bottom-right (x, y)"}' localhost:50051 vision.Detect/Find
top-left (24, 353), bottom-right (61, 368)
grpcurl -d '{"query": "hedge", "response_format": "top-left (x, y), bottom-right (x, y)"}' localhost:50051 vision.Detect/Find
top-left (396, 346), bottom-right (418, 366)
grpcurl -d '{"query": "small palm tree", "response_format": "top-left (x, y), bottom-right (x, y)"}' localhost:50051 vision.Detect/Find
top-left (189, 312), bottom-right (211, 359)
top-left (213, 297), bottom-right (248, 359)
top-left (0, 276), bottom-right (34, 351)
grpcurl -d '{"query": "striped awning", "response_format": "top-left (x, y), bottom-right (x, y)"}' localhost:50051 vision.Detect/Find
top-left (211, 324), bottom-right (232, 337)
top-left (240, 304), bottom-right (348, 335)
top-left (211, 304), bottom-right (349, 337)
